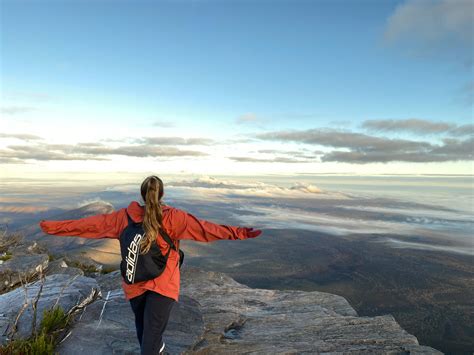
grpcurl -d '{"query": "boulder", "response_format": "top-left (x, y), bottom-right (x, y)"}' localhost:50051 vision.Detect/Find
top-left (45, 257), bottom-right (84, 277)
top-left (63, 254), bottom-right (104, 274)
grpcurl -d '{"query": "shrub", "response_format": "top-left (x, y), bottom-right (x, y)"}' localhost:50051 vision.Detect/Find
top-left (0, 305), bottom-right (69, 355)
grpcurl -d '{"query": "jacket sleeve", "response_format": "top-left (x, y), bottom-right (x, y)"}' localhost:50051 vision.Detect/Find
top-left (165, 207), bottom-right (247, 242)
top-left (39, 209), bottom-right (126, 239)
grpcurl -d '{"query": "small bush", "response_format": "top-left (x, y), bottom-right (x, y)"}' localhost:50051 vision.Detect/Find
top-left (0, 332), bottom-right (55, 355)
top-left (101, 266), bottom-right (117, 274)
top-left (0, 251), bottom-right (12, 262)
top-left (39, 305), bottom-right (68, 335)
top-left (0, 305), bottom-right (69, 355)
top-left (68, 260), bottom-right (99, 274)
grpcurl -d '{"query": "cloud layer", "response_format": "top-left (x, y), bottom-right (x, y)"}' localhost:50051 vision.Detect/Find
top-left (165, 176), bottom-right (341, 200)
top-left (256, 119), bottom-right (473, 164)
top-left (0, 141), bottom-right (208, 164)
top-left (361, 118), bottom-right (473, 136)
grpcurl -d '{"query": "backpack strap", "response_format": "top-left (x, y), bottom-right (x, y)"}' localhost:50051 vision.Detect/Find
top-left (125, 210), bottom-right (177, 251)
top-left (159, 228), bottom-right (178, 251)
top-left (125, 211), bottom-right (135, 225)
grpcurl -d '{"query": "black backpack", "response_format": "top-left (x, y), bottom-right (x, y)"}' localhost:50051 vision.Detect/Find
top-left (120, 211), bottom-right (184, 284)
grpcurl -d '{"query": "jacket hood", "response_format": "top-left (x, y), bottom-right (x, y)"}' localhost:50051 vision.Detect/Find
top-left (126, 201), bottom-right (170, 223)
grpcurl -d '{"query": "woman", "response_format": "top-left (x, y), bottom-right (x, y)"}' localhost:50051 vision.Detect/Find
top-left (39, 175), bottom-right (262, 355)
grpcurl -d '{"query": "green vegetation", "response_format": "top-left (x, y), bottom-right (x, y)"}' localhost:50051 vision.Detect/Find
top-left (0, 305), bottom-right (69, 355)
top-left (0, 251), bottom-right (12, 262)
top-left (100, 266), bottom-right (118, 274)
top-left (68, 260), bottom-right (100, 274)
top-left (39, 305), bottom-right (69, 335)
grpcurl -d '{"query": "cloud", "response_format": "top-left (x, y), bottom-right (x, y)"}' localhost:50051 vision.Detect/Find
top-left (448, 124), bottom-right (474, 137)
top-left (258, 128), bottom-right (432, 152)
top-left (0, 142), bottom-right (208, 163)
top-left (1, 106), bottom-right (36, 114)
top-left (81, 144), bottom-right (207, 157)
top-left (235, 113), bottom-right (260, 124)
top-left (289, 182), bottom-right (322, 194)
top-left (257, 128), bottom-right (473, 163)
top-left (0, 205), bottom-right (50, 213)
top-left (228, 156), bottom-right (317, 164)
top-left (257, 148), bottom-right (318, 156)
top-left (361, 118), bottom-right (453, 134)
top-left (384, 0), bottom-right (473, 66)
top-left (152, 120), bottom-right (175, 128)
top-left (361, 118), bottom-right (474, 138)
top-left (0, 145), bottom-right (110, 162)
top-left (76, 198), bottom-right (114, 208)
top-left (137, 136), bottom-right (215, 146)
top-left (168, 176), bottom-right (251, 189)
top-left (166, 176), bottom-right (332, 199)
top-left (361, 118), bottom-right (473, 137)
top-left (384, 238), bottom-right (473, 256)
top-left (0, 133), bottom-right (43, 141)
top-left (0, 157), bottom-right (26, 164)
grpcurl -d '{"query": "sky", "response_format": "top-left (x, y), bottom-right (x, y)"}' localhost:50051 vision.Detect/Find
top-left (0, 0), bottom-right (473, 179)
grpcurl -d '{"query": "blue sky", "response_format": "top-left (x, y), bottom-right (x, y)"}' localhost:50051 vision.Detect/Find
top-left (0, 0), bottom-right (473, 177)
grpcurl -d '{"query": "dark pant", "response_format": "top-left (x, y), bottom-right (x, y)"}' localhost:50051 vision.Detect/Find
top-left (129, 290), bottom-right (175, 355)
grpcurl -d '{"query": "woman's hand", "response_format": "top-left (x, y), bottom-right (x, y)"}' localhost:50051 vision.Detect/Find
top-left (239, 227), bottom-right (262, 239)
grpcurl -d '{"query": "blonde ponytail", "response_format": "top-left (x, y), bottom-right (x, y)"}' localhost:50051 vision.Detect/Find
top-left (139, 175), bottom-right (164, 254)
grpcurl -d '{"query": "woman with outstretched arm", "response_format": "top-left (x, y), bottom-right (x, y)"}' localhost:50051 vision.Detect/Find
top-left (39, 175), bottom-right (262, 355)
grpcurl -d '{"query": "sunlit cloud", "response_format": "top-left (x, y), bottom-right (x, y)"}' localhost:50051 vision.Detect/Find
top-left (152, 120), bottom-right (175, 128)
top-left (164, 176), bottom-right (348, 200)
top-left (136, 136), bottom-right (215, 145)
top-left (0, 205), bottom-right (50, 213)
top-left (0, 133), bottom-right (43, 141)
top-left (235, 113), bottom-right (260, 124)
top-left (0, 141), bottom-right (208, 164)
top-left (228, 156), bottom-right (318, 164)
top-left (0, 106), bottom-right (36, 114)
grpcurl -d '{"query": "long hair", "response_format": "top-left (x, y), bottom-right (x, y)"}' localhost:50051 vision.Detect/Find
top-left (139, 175), bottom-right (164, 254)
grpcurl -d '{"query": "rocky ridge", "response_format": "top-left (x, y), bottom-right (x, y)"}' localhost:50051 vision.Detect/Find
top-left (0, 232), bottom-right (442, 354)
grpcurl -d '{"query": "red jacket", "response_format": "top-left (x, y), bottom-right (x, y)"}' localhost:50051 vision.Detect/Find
top-left (39, 201), bottom-right (251, 302)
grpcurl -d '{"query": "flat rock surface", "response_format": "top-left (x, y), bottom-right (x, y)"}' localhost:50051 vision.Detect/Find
top-left (179, 267), bottom-right (441, 354)
top-left (0, 264), bottom-right (442, 354)
top-left (95, 269), bottom-right (122, 292)
top-left (57, 290), bottom-right (204, 355)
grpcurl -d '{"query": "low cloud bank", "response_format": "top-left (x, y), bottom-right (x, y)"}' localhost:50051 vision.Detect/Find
top-left (166, 176), bottom-right (336, 199)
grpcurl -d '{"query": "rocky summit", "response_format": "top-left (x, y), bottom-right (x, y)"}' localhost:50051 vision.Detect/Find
top-left (0, 233), bottom-right (442, 354)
